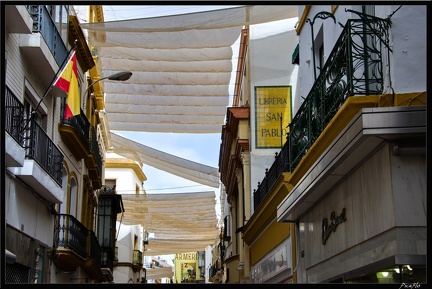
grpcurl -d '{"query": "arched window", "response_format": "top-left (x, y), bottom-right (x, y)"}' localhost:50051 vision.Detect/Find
top-left (69, 177), bottom-right (77, 217)
top-left (59, 165), bottom-right (68, 214)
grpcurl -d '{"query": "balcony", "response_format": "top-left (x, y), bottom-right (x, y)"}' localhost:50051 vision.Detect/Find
top-left (219, 107), bottom-right (250, 200)
top-left (209, 260), bottom-right (223, 283)
top-left (6, 96), bottom-right (64, 203)
top-left (53, 214), bottom-right (106, 282)
top-left (59, 111), bottom-right (102, 189)
top-left (252, 15), bottom-right (391, 210)
top-left (4, 86), bottom-right (26, 167)
top-left (19, 5), bottom-right (68, 87)
top-left (85, 127), bottom-right (103, 189)
top-left (59, 109), bottom-right (91, 160)
top-left (253, 143), bottom-right (290, 211)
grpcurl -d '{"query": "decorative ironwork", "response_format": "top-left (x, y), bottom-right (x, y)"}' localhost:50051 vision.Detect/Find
top-left (253, 15), bottom-right (391, 210)
top-left (253, 140), bottom-right (290, 210)
top-left (54, 214), bottom-right (88, 258)
top-left (289, 15), bottom-right (390, 171)
top-left (23, 119), bottom-right (64, 186)
top-left (306, 11), bottom-right (337, 81)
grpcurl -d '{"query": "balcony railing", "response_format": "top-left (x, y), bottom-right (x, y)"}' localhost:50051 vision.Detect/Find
top-left (209, 261), bottom-right (221, 278)
top-left (26, 5), bottom-right (68, 67)
top-left (54, 214), bottom-right (88, 259)
top-left (89, 126), bottom-right (102, 176)
top-left (289, 15), bottom-right (390, 171)
top-left (133, 250), bottom-right (143, 266)
top-left (253, 14), bottom-right (391, 210)
top-left (88, 230), bottom-right (102, 269)
top-left (24, 118), bottom-right (64, 186)
top-left (253, 142), bottom-right (290, 211)
top-left (5, 86), bottom-right (25, 145)
top-left (61, 108), bottom-right (91, 149)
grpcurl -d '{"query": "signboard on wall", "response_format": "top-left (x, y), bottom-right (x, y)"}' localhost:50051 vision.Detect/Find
top-left (250, 241), bottom-right (291, 283)
top-left (174, 252), bottom-right (199, 283)
top-left (255, 86), bottom-right (291, 148)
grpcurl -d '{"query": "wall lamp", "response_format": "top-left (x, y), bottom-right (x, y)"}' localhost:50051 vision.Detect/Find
top-left (84, 71), bottom-right (132, 98)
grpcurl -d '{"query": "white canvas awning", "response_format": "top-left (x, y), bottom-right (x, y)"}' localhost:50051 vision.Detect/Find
top-left (145, 267), bottom-right (174, 280)
top-left (110, 132), bottom-right (220, 188)
top-left (120, 191), bottom-right (219, 256)
top-left (79, 5), bottom-right (298, 133)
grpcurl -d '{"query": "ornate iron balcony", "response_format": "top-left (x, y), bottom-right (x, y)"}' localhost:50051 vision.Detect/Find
top-left (289, 15), bottom-right (390, 171)
top-left (253, 14), bottom-right (391, 211)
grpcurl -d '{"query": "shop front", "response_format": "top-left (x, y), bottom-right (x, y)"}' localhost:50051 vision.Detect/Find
top-left (277, 106), bottom-right (426, 283)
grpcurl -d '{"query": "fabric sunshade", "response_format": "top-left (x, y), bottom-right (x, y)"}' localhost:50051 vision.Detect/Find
top-left (79, 5), bottom-right (298, 133)
top-left (109, 132), bottom-right (220, 188)
top-left (120, 191), bottom-right (219, 256)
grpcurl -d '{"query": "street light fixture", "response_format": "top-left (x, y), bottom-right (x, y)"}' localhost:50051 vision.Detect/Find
top-left (84, 71), bottom-right (132, 97)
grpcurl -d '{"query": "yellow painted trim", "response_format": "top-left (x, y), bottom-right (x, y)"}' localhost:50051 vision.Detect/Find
top-left (250, 221), bottom-right (290, 265)
top-left (331, 5), bottom-right (338, 14)
top-left (288, 92), bottom-right (426, 187)
top-left (69, 171), bottom-right (79, 215)
top-left (296, 6), bottom-right (311, 35)
top-left (393, 91), bottom-right (427, 106)
top-left (243, 172), bottom-right (292, 244)
top-left (106, 158), bottom-right (147, 182)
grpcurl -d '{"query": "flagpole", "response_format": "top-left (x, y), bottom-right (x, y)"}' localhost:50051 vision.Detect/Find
top-left (22, 40), bottom-right (77, 131)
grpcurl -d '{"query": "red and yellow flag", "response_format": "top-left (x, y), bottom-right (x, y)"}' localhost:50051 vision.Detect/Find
top-left (53, 50), bottom-right (79, 119)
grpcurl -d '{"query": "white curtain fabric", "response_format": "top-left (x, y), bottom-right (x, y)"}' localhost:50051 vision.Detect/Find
top-left (79, 5), bottom-right (298, 133)
top-left (110, 132), bottom-right (220, 188)
top-left (120, 191), bottom-right (219, 256)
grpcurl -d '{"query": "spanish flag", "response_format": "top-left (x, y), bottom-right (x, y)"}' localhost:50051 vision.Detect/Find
top-left (53, 50), bottom-right (79, 119)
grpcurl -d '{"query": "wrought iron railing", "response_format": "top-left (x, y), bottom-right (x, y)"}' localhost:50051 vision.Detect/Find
top-left (54, 214), bottom-right (88, 259)
top-left (289, 15), bottom-right (390, 171)
top-left (88, 230), bottom-right (102, 269)
top-left (61, 108), bottom-right (91, 149)
top-left (209, 260), bottom-right (222, 280)
top-left (5, 86), bottom-right (25, 145)
top-left (89, 126), bottom-right (102, 176)
top-left (253, 15), bottom-right (391, 210)
top-left (253, 140), bottom-right (290, 211)
top-left (26, 5), bottom-right (68, 67)
top-left (23, 119), bottom-right (64, 186)
top-left (133, 250), bottom-right (143, 266)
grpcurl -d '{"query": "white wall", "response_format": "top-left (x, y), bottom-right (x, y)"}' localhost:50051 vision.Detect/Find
top-left (248, 18), bottom-right (299, 213)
